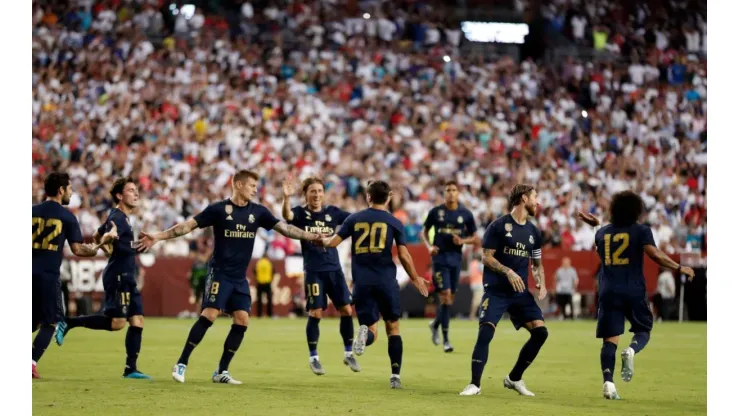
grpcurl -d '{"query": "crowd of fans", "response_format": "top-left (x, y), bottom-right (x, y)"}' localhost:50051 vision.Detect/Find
top-left (32, 0), bottom-right (707, 259)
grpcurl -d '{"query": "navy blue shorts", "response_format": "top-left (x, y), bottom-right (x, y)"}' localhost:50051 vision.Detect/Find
top-left (305, 270), bottom-right (352, 311)
top-left (353, 280), bottom-right (401, 326)
top-left (432, 263), bottom-right (461, 294)
top-left (203, 271), bottom-right (252, 314)
top-left (596, 294), bottom-right (653, 338)
top-left (33, 273), bottom-right (63, 328)
top-left (478, 291), bottom-right (544, 330)
top-left (103, 273), bottom-right (143, 318)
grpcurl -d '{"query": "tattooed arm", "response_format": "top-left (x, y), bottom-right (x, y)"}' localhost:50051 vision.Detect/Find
top-left (531, 257), bottom-right (546, 287)
top-left (483, 248), bottom-right (525, 292)
top-left (135, 218), bottom-right (199, 252)
top-left (273, 221), bottom-right (321, 241)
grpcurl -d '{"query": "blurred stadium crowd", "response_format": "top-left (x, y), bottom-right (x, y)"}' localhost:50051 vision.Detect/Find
top-left (32, 0), bottom-right (707, 258)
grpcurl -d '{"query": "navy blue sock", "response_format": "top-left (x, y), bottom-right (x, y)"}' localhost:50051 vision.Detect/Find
top-left (601, 341), bottom-right (617, 383)
top-left (630, 332), bottom-right (650, 354)
top-left (306, 316), bottom-right (320, 357)
top-left (471, 324), bottom-right (495, 387)
top-left (388, 335), bottom-right (403, 376)
top-left (509, 326), bottom-right (549, 381)
top-left (366, 330), bottom-right (376, 347)
top-left (218, 324), bottom-right (247, 373)
top-left (32, 325), bottom-right (55, 363)
top-left (66, 315), bottom-right (112, 331)
top-left (433, 299), bottom-right (442, 330)
top-left (124, 326), bottom-right (143, 374)
top-left (339, 316), bottom-right (354, 352)
top-left (178, 316), bottom-right (213, 365)
top-left (441, 304), bottom-right (450, 343)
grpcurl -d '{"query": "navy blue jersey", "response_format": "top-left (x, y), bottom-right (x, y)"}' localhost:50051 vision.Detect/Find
top-left (337, 208), bottom-right (406, 285)
top-left (595, 223), bottom-right (656, 297)
top-left (288, 205), bottom-right (350, 273)
top-left (424, 204), bottom-right (477, 266)
top-left (481, 214), bottom-right (542, 296)
top-left (194, 199), bottom-right (280, 280)
top-left (97, 208), bottom-right (137, 281)
top-left (32, 201), bottom-right (84, 276)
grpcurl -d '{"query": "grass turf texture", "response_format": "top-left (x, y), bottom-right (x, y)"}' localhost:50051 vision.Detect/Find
top-left (33, 318), bottom-right (706, 415)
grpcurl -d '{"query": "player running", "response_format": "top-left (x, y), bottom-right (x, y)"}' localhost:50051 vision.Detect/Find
top-left (460, 184), bottom-right (549, 397)
top-left (420, 180), bottom-right (479, 353)
top-left (321, 180), bottom-right (428, 389)
top-left (576, 190), bottom-right (695, 400)
top-left (32, 172), bottom-right (116, 378)
top-left (57, 178), bottom-right (153, 379)
top-left (135, 170), bottom-right (323, 385)
top-left (281, 176), bottom-right (360, 375)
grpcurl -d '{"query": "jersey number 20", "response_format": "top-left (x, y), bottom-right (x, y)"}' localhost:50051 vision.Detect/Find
top-left (32, 217), bottom-right (63, 251)
top-left (354, 222), bottom-right (388, 254)
top-left (604, 233), bottom-right (629, 266)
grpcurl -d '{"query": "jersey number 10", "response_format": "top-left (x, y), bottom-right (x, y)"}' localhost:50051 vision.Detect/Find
top-left (32, 217), bottom-right (63, 251)
top-left (604, 233), bottom-right (630, 266)
top-left (354, 222), bottom-right (388, 254)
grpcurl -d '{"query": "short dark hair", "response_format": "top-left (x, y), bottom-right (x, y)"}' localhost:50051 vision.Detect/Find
top-left (443, 180), bottom-right (459, 189)
top-left (233, 170), bottom-right (259, 184)
top-left (366, 180), bottom-right (392, 205)
top-left (609, 190), bottom-right (645, 227)
top-left (508, 184), bottom-right (535, 208)
top-left (301, 177), bottom-right (324, 194)
top-left (44, 172), bottom-right (70, 197)
top-left (110, 177), bottom-right (136, 204)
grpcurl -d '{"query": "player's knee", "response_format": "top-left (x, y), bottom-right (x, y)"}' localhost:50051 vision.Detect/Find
top-left (338, 305), bottom-right (353, 316)
top-left (129, 315), bottom-right (144, 328)
top-left (385, 320), bottom-right (400, 336)
top-left (530, 326), bottom-right (548, 344)
top-left (111, 318), bottom-right (127, 331)
top-left (308, 309), bottom-right (323, 319)
top-left (477, 323), bottom-right (495, 343)
top-left (441, 290), bottom-right (452, 304)
top-left (201, 308), bottom-right (219, 322)
top-left (232, 312), bottom-right (249, 326)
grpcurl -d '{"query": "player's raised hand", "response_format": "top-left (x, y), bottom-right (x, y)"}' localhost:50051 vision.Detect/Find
top-left (135, 231), bottom-right (158, 252)
top-left (576, 211), bottom-right (600, 227)
top-left (452, 235), bottom-right (463, 246)
top-left (101, 222), bottom-right (119, 244)
top-left (506, 269), bottom-right (526, 292)
top-left (282, 175), bottom-right (295, 197)
top-left (429, 245), bottom-right (440, 256)
top-left (680, 265), bottom-right (696, 282)
top-left (411, 276), bottom-right (429, 297)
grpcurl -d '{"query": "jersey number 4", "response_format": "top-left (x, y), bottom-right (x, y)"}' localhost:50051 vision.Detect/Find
top-left (32, 217), bottom-right (63, 251)
top-left (604, 233), bottom-right (629, 266)
top-left (354, 222), bottom-right (388, 254)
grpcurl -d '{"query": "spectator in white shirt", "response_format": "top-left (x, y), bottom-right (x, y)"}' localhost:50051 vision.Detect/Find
top-left (652, 269), bottom-right (676, 321)
top-left (555, 257), bottom-right (579, 319)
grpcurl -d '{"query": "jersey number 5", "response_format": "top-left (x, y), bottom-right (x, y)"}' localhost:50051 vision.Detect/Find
top-left (604, 233), bottom-right (629, 266)
top-left (354, 222), bottom-right (388, 254)
top-left (32, 217), bottom-right (63, 251)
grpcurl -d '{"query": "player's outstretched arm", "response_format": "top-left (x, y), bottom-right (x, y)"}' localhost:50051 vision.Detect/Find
top-left (135, 218), bottom-right (199, 252)
top-left (398, 245), bottom-right (429, 297)
top-left (576, 211), bottom-right (601, 227)
top-left (273, 221), bottom-right (321, 242)
top-left (71, 222), bottom-right (119, 257)
top-left (644, 245), bottom-right (696, 281)
top-left (281, 178), bottom-right (295, 221)
top-left (321, 234), bottom-right (344, 248)
top-left (482, 248), bottom-right (526, 292)
top-left (453, 234), bottom-right (481, 246)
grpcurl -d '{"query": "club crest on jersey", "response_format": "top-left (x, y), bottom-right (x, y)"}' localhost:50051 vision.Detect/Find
top-left (457, 216), bottom-right (463, 224)
top-left (529, 235), bottom-right (534, 244)
top-left (438, 209), bottom-right (445, 220)
top-left (225, 205), bottom-right (233, 220)
top-left (505, 223), bottom-right (513, 237)
top-left (325, 214), bottom-right (332, 222)
top-left (209, 295), bottom-right (216, 302)
top-left (248, 214), bottom-right (255, 223)
top-left (305, 210), bottom-right (312, 219)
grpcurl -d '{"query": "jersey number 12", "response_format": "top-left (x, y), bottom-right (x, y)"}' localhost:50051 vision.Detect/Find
top-left (604, 233), bottom-right (629, 266)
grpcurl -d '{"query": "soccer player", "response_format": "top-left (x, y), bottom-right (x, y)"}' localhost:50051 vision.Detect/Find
top-left (134, 170), bottom-right (323, 384)
top-left (321, 180), bottom-right (429, 389)
top-left (32, 172), bottom-right (116, 378)
top-left (576, 191), bottom-right (695, 400)
top-left (420, 180), bottom-right (478, 353)
top-left (56, 178), bottom-right (153, 379)
top-left (281, 176), bottom-right (360, 375)
top-left (460, 184), bottom-right (549, 397)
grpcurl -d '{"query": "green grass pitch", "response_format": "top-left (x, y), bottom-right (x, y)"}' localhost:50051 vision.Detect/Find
top-left (32, 318), bottom-right (706, 415)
